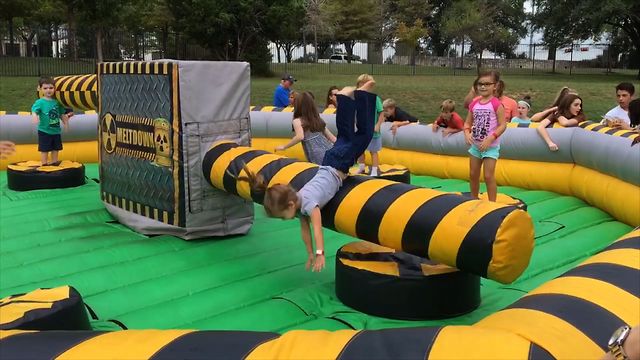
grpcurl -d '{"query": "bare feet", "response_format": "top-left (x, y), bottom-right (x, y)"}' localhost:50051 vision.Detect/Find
top-left (547, 142), bottom-right (559, 151)
top-left (356, 80), bottom-right (376, 92)
top-left (337, 86), bottom-right (356, 98)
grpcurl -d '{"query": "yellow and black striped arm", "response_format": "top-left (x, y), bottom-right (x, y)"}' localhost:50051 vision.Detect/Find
top-left (578, 121), bottom-right (640, 139)
top-left (477, 229), bottom-right (640, 359)
top-left (0, 325), bottom-right (552, 359)
top-left (202, 141), bottom-right (535, 284)
top-left (37, 75), bottom-right (98, 111)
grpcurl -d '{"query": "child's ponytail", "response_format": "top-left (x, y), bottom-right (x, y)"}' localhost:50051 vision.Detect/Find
top-left (233, 163), bottom-right (268, 193)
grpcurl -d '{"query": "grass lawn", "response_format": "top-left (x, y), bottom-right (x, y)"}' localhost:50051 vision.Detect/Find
top-left (2, 72), bottom-right (637, 122)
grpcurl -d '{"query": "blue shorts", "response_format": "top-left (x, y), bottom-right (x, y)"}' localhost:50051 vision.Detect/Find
top-left (38, 131), bottom-right (63, 152)
top-left (366, 135), bottom-right (382, 152)
top-left (468, 144), bottom-right (500, 160)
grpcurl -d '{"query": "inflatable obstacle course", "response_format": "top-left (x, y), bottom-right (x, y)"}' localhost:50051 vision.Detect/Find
top-left (203, 141), bottom-right (535, 284)
top-left (97, 61), bottom-right (253, 239)
top-left (7, 160), bottom-right (85, 191)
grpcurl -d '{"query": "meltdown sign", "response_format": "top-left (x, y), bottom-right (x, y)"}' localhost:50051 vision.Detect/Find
top-left (97, 61), bottom-right (254, 239)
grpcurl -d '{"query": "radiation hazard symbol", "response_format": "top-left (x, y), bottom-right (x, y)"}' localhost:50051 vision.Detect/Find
top-left (101, 113), bottom-right (117, 154)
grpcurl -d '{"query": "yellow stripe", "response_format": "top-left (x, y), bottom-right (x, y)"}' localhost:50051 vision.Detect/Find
top-left (57, 330), bottom-right (194, 360)
top-left (528, 276), bottom-right (640, 324)
top-left (597, 126), bottom-right (613, 134)
top-left (153, 208), bottom-right (158, 220)
top-left (580, 248), bottom-right (640, 269)
top-left (267, 161), bottom-right (316, 187)
top-left (429, 326), bottom-right (532, 359)
top-left (487, 209), bottom-right (534, 283)
top-left (246, 330), bottom-right (357, 360)
top-left (260, 106), bottom-right (276, 112)
top-left (0, 330), bottom-right (36, 340)
top-left (145, 62), bottom-right (151, 74)
top-left (282, 106), bottom-right (294, 112)
top-left (429, 200), bottom-right (504, 265)
top-left (0, 286), bottom-right (70, 304)
top-left (209, 147), bottom-right (254, 190)
top-left (172, 63), bottom-right (180, 226)
top-left (378, 189), bottom-right (443, 252)
top-left (234, 154), bottom-right (284, 199)
top-left (583, 123), bottom-right (600, 131)
top-left (477, 308), bottom-right (601, 359)
top-left (617, 229), bottom-right (640, 241)
top-left (334, 180), bottom-right (395, 237)
top-left (339, 258), bottom-right (399, 276)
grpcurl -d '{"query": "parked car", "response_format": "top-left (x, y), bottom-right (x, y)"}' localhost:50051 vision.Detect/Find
top-left (318, 54), bottom-right (363, 64)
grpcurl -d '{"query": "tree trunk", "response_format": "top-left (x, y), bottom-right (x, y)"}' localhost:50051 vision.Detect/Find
top-left (476, 52), bottom-right (483, 75)
top-left (67, 11), bottom-right (78, 60)
top-left (344, 41), bottom-right (354, 63)
top-left (275, 42), bottom-right (282, 63)
top-left (134, 33), bottom-right (140, 60)
top-left (8, 18), bottom-right (16, 56)
top-left (313, 26), bottom-right (318, 63)
top-left (96, 28), bottom-right (104, 62)
top-left (284, 43), bottom-right (293, 63)
top-left (459, 38), bottom-right (465, 68)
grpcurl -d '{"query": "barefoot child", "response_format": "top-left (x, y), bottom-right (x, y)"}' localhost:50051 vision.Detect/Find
top-left (275, 92), bottom-right (336, 164)
top-left (240, 81), bottom-right (377, 272)
top-left (355, 74), bottom-right (384, 177)
top-left (32, 77), bottom-right (73, 165)
top-left (463, 71), bottom-right (506, 202)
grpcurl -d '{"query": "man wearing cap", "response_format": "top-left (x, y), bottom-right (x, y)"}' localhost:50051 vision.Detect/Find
top-left (273, 74), bottom-right (296, 108)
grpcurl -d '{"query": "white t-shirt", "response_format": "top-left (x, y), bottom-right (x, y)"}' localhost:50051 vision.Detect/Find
top-left (603, 105), bottom-right (630, 124)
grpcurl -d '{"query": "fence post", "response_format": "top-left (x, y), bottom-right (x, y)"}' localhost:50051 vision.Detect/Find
top-left (531, 44), bottom-right (535, 76)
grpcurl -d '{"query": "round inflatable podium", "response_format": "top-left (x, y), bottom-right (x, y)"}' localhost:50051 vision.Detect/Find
top-left (349, 164), bottom-right (410, 184)
top-left (7, 161), bottom-right (86, 191)
top-left (335, 241), bottom-right (481, 320)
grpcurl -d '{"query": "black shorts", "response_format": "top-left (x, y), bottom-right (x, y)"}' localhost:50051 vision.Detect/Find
top-left (38, 131), bottom-right (63, 152)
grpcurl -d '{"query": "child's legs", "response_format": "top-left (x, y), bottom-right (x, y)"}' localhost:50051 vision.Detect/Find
top-left (348, 90), bottom-right (376, 158)
top-left (482, 158), bottom-right (497, 201)
top-left (51, 151), bottom-right (59, 163)
top-left (468, 151), bottom-right (483, 198)
top-left (335, 94), bottom-right (357, 142)
top-left (371, 152), bottom-right (379, 167)
top-left (40, 152), bottom-right (49, 165)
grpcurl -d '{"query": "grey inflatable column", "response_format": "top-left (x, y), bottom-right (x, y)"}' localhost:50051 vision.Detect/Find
top-left (98, 61), bottom-right (253, 239)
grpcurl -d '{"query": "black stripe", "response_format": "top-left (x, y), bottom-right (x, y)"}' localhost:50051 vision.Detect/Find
top-left (508, 294), bottom-right (625, 351)
top-left (0, 331), bottom-right (105, 359)
top-left (222, 150), bottom-right (270, 195)
top-left (248, 158), bottom-right (298, 204)
top-left (321, 176), bottom-right (369, 232)
top-left (457, 206), bottom-right (516, 277)
top-left (590, 125), bottom-right (606, 132)
top-left (604, 236), bottom-right (639, 251)
top-left (355, 183), bottom-right (415, 244)
top-left (252, 106), bottom-right (262, 112)
top-left (151, 331), bottom-right (279, 360)
top-left (605, 128), bottom-right (619, 135)
top-left (201, 143), bottom-right (238, 187)
top-left (578, 121), bottom-right (594, 129)
top-left (561, 263), bottom-right (639, 297)
top-left (74, 77), bottom-right (92, 110)
top-left (528, 343), bottom-right (555, 360)
top-left (338, 327), bottom-right (443, 360)
top-left (401, 194), bottom-right (470, 258)
top-left (55, 76), bottom-right (73, 91)
top-left (338, 250), bottom-right (428, 277)
top-left (87, 76), bottom-right (98, 107)
top-left (273, 107), bottom-right (284, 112)
top-left (289, 166), bottom-right (319, 191)
top-left (517, 123), bottom-right (529, 128)
top-left (620, 131), bottom-right (636, 138)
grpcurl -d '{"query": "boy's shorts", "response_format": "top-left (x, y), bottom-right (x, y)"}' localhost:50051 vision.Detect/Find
top-left (38, 131), bottom-right (63, 152)
top-left (468, 144), bottom-right (500, 160)
top-left (366, 135), bottom-right (382, 153)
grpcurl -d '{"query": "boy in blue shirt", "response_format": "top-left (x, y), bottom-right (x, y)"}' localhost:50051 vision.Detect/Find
top-left (31, 77), bottom-right (73, 165)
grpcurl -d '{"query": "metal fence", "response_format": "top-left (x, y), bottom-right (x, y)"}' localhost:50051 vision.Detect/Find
top-left (1, 28), bottom-right (637, 77)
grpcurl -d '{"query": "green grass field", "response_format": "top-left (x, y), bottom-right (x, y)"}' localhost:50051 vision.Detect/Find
top-left (2, 71), bottom-right (637, 122)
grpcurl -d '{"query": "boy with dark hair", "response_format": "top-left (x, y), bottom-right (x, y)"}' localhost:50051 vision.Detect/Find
top-left (31, 77), bottom-right (73, 165)
top-left (603, 82), bottom-right (635, 126)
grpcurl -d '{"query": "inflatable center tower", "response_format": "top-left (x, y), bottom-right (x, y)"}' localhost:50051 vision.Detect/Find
top-left (98, 61), bottom-right (253, 239)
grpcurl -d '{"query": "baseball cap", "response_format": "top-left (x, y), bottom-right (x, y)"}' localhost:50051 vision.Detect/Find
top-left (282, 74), bottom-right (296, 83)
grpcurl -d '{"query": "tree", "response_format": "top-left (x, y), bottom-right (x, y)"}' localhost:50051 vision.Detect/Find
top-left (441, 0), bottom-right (520, 73)
top-left (304, 0), bottom-right (335, 62)
top-left (76, 0), bottom-right (131, 62)
top-left (0, 0), bottom-right (34, 56)
top-left (534, 0), bottom-right (640, 78)
top-left (325, 0), bottom-right (380, 63)
top-left (265, 0), bottom-right (305, 63)
top-left (396, 19), bottom-right (429, 66)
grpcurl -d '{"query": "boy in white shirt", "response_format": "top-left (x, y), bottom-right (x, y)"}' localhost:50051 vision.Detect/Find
top-left (602, 82), bottom-right (635, 126)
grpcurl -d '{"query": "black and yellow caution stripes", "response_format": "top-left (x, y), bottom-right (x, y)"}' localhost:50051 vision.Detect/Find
top-left (0, 286), bottom-right (90, 331)
top-left (335, 242), bottom-right (480, 319)
top-left (7, 161), bottom-right (86, 191)
top-left (579, 121), bottom-right (640, 139)
top-left (203, 141), bottom-right (534, 284)
top-left (0, 329), bottom-right (279, 359)
top-left (476, 229), bottom-right (640, 359)
top-left (37, 75), bottom-right (98, 111)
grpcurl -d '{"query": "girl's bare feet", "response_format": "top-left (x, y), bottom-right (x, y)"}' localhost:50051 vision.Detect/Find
top-left (337, 86), bottom-right (356, 97)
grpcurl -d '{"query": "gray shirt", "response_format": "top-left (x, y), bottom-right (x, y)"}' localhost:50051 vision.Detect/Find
top-left (298, 166), bottom-right (343, 216)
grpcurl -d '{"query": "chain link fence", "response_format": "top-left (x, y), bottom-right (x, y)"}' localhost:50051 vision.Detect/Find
top-left (1, 27), bottom-right (637, 77)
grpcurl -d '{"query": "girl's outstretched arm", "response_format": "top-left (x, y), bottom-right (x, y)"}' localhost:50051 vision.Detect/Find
top-left (537, 119), bottom-right (558, 151)
top-left (299, 216), bottom-right (315, 270)
top-left (276, 118), bottom-right (304, 151)
top-left (310, 207), bottom-right (325, 272)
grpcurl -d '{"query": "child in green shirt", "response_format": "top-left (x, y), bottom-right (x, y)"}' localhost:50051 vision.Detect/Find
top-left (31, 77), bottom-right (73, 165)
